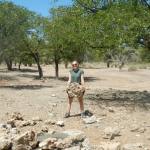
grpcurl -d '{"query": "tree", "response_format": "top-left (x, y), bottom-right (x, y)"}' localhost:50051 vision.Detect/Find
top-left (19, 14), bottom-right (47, 78)
top-left (0, 1), bottom-right (31, 70)
top-left (45, 6), bottom-right (87, 78)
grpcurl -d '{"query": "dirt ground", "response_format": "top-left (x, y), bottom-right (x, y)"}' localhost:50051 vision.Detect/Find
top-left (0, 64), bottom-right (150, 147)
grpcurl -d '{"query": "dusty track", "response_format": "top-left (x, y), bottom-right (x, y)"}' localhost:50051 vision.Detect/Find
top-left (0, 64), bottom-right (150, 147)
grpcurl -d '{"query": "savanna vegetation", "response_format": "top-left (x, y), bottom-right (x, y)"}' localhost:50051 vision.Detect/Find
top-left (0, 0), bottom-right (150, 78)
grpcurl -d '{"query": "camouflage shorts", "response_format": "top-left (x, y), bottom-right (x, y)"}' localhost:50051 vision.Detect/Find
top-left (66, 82), bottom-right (85, 98)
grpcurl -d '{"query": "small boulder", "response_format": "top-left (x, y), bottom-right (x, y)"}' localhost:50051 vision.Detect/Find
top-left (7, 119), bottom-right (16, 128)
top-left (83, 116), bottom-right (97, 124)
top-left (10, 128), bottom-right (19, 135)
top-left (0, 138), bottom-right (12, 150)
top-left (65, 146), bottom-right (81, 150)
top-left (103, 127), bottom-right (120, 140)
top-left (12, 144), bottom-right (32, 150)
top-left (39, 137), bottom-right (57, 149)
top-left (32, 117), bottom-right (42, 122)
top-left (98, 142), bottom-right (121, 150)
top-left (81, 138), bottom-right (91, 150)
top-left (56, 121), bottom-right (64, 127)
top-left (41, 126), bottom-right (49, 132)
top-left (63, 130), bottom-right (86, 146)
top-left (11, 112), bottom-right (24, 121)
top-left (44, 119), bottom-right (56, 125)
top-left (13, 131), bottom-right (37, 148)
top-left (17, 120), bottom-right (36, 127)
top-left (130, 125), bottom-right (146, 133)
top-left (108, 107), bottom-right (115, 113)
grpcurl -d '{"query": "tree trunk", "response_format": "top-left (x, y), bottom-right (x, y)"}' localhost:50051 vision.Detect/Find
top-left (18, 61), bottom-right (21, 70)
top-left (37, 61), bottom-right (43, 78)
top-left (107, 61), bottom-right (110, 68)
top-left (32, 52), bottom-right (43, 78)
top-left (65, 61), bottom-right (68, 69)
top-left (5, 59), bottom-right (12, 70)
top-left (54, 55), bottom-right (59, 79)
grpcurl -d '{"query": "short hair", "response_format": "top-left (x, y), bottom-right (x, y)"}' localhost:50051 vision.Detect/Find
top-left (72, 60), bottom-right (79, 65)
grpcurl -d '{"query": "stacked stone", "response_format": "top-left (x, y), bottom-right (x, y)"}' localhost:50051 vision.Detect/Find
top-left (66, 83), bottom-right (85, 98)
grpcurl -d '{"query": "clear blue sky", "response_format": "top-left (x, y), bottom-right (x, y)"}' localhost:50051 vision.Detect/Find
top-left (8, 0), bottom-right (73, 16)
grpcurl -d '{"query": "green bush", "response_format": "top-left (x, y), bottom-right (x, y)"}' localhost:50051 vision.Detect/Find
top-left (128, 66), bottom-right (138, 71)
top-left (139, 65), bottom-right (147, 69)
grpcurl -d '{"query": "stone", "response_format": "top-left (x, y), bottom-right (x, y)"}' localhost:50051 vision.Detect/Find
top-left (48, 113), bottom-right (55, 118)
top-left (55, 139), bottom-right (65, 149)
top-left (56, 121), bottom-right (64, 127)
top-left (98, 142), bottom-right (121, 150)
top-left (32, 116), bottom-right (42, 122)
top-left (0, 128), bottom-right (7, 135)
top-left (17, 120), bottom-right (36, 127)
top-left (103, 127), bottom-right (120, 140)
top-left (0, 138), bottom-right (12, 150)
top-left (97, 117), bottom-right (106, 123)
top-left (63, 130), bottom-right (86, 146)
top-left (51, 94), bottom-right (56, 97)
top-left (7, 119), bottom-right (16, 128)
top-left (122, 143), bottom-right (145, 150)
top-left (138, 127), bottom-right (146, 133)
top-left (62, 130), bottom-right (85, 138)
top-left (44, 119), bottom-right (56, 125)
top-left (13, 131), bottom-right (37, 148)
top-left (0, 123), bottom-right (7, 129)
top-left (6, 124), bottom-right (12, 130)
top-left (83, 115), bottom-right (97, 124)
top-left (48, 129), bottom-right (56, 134)
top-left (65, 146), bottom-right (81, 150)
top-left (12, 144), bottom-right (32, 150)
top-left (41, 126), bottom-right (49, 132)
top-left (130, 125), bottom-right (146, 133)
top-left (11, 112), bottom-right (24, 121)
top-left (38, 130), bottom-right (86, 149)
top-left (82, 138), bottom-right (91, 150)
top-left (10, 128), bottom-right (19, 134)
top-left (0, 123), bottom-right (12, 130)
top-left (67, 83), bottom-right (85, 98)
top-left (108, 107), bottom-right (115, 113)
top-left (39, 137), bottom-right (57, 149)
top-left (130, 124), bottom-right (140, 132)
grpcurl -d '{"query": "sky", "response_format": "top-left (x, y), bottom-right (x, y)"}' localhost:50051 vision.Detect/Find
top-left (8, 0), bottom-right (73, 17)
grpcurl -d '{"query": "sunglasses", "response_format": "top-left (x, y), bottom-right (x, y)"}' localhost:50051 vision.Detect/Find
top-left (72, 64), bottom-right (78, 66)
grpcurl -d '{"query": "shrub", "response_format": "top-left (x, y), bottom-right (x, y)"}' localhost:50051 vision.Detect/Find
top-left (128, 66), bottom-right (138, 71)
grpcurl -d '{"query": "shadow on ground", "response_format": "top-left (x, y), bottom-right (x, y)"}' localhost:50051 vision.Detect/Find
top-left (86, 89), bottom-right (150, 110)
top-left (18, 68), bottom-right (38, 73)
top-left (0, 75), bottom-right (17, 81)
top-left (58, 76), bottom-right (100, 82)
top-left (0, 85), bottom-right (53, 90)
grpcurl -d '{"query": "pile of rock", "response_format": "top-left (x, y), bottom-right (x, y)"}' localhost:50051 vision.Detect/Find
top-left (6, 112), bottom-right (42, 129)
top-left (0, 128), bottom-right (90, 150)
top-left (66, 83), bottom-right (85, 98)
top-left (0, 112), bottom-right (90, 150)
top-left (38, 130), bottom-right (89, 150)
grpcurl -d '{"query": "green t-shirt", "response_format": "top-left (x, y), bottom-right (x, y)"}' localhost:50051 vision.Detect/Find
top-left (70, 69), bottom-right (84, 84)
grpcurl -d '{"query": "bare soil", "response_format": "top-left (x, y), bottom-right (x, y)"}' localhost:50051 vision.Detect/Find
top-left (0, 64), bottom-right (150, 147)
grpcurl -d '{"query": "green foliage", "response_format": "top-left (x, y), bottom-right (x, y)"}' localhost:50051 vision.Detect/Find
top-left (0, 0), bottom-right (150, 75)
top-left (128, 65), bottom-right (138, 71)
